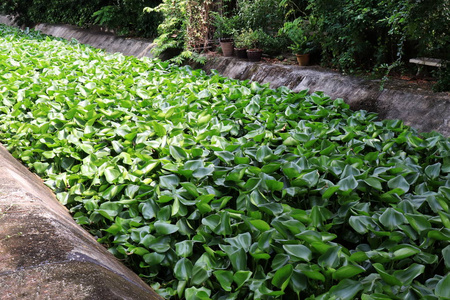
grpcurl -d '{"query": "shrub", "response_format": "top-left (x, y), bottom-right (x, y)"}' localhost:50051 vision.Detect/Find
top-left (0, 0), bottom-right (162, 38)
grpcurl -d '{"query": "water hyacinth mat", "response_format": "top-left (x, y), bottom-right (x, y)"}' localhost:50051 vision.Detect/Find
top-left (0, 24), bottom-right (449, 300)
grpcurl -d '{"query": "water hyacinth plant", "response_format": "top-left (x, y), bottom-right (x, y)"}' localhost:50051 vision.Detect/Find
top-left (0, 25), bottom-right (449, 300)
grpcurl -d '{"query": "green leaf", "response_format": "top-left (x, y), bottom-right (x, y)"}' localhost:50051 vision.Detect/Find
top-left (229, 248), bottom-right (247, 271)
top-left (170, 145), bottom-right (188, 161)
top-left (233, 270), bottom-right (252, 290)
top-left (160, 174), bottom-right (180, 189)
top-left (191, 264), bottom-right (210, 286)
top-left (185, 287), bottom-right (211, 300)
top-left (372, 263), bottom-right (402, 286)
top-left (214, 270), bottom-right (233, 292)
top-left (271, 253), bottom-right (290, 270)
top-left (96, 202), bottom-right (121, 221)
top-left (393, 263), bottom-right (424, 286)
top-left (392, 246), bottom-right (420, 260)
top-left (175, 240), bottom-right (195, 257)
top-left (443, 245), bottom-right (450, 269)
top-left (250, 219), bottom-right (271, 232)
top-left (338, 175), bottom-right (358, 191)
top-left (322, 185), bottom-right (340, 199)
top-left (289, 270), bottom-right (307, 295)
top-left (174, 258), bottom-right (193, 281)
top-left (379, 208), bottom-right (406, 231)
top-left (143, 252), bottom-right (165, 266)
top-left (328, 279), bottom-right (363, 300)
top-left (225, 232), bottom-right (252, 252)
top-left (193, 166), bottom-right (214, 179)
top-left (435, 274), bottom-right (450, 299)
top-left (181, 182), bottom-right (200, 197)
top-left (387, 175), bottom-right (410, 194)
top-left (140, 201), bottom-right (158, 220)
top-left (272, 264), bottom-right (293, 291)
top-left (283, 244), bottom-right (312, 262)
top-left (151, 121), bottom-right (166, 136)
top-left (363, 177), bottom-right (383, 190)
top-left (154, 221), bottom-right (179, 235)
top-left (265, 180), bottom-right (284, 191)
top-left (425, 163), bottom-right (441, 179)
top-left (318, 246), bottom-right (341, 269)
top-left (349, 215), bottom-right (377, 234)
top-left (104, 167), bottom-right (121, 183)
top-left (33, 162), bottom-right (49, 174)
top-left (332, 265), bottom-right (365, 280)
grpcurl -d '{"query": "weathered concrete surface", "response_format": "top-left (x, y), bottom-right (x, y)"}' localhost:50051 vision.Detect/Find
top-left (200, 57), bottom-right (450, 136)
top-left (0, 144), bottom-right (162, 299)
top-left (0, 15), bottom-right (156, 58)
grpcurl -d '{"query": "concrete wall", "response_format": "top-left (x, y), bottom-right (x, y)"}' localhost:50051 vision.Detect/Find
top-left (0, 144), bottom-right (162, 299)
top-left (200, 57), bottom-right (450, 136)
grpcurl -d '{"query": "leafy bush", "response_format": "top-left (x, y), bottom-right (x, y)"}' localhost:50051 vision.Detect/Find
top-left (1, 25), bottom-right (450, 300)
top-left (0, 0), bottom-right (161, 38)
top-left (305, 0), bottom-right (450, 88)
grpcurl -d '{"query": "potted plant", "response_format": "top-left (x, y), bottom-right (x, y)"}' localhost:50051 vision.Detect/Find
top-left (233, 30), bottom-right (248, 59)
top-left (212, 12), bottom-right (237, 57)
top-left (237, 29), bottom-right (263, 61)
top-left (280, 18), bottom-right (314, 66)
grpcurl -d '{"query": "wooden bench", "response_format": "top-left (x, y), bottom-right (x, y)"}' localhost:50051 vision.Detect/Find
top-left (409, 57), bottom-right (443, 67)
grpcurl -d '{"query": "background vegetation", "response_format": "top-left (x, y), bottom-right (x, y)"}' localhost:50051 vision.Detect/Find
top-left (0, 0), bottom-right (162, 37)
top-left (1, 0), bottom-right (448, 89)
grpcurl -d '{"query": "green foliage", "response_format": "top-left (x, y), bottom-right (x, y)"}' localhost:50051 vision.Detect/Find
top-left (279, 18), bottom-right (314, 54)
top-left (145, 0), bottom-right (211, 64)
top-left (1, 25), bottom-right (450, 299)
top-left (211, 12), bottom-right (238, 39)
top-left (0, 0), bottom-right (161, 38)
top-left (305, 0), bottom-right (449, 88)
top-left (233, 28), bottom-right (259, 50)
top-left (235, 0), bottom-right (285, 33)
top-left (91, 0), bottom-right (162, 37)
top-left (145, 0), bottom-right (188, 58)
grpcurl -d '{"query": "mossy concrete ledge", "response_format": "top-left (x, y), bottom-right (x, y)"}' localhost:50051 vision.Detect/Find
top-left (201, 57), bottom-right (450, 137)
top-left (0, 144), bottom-right (162, 299)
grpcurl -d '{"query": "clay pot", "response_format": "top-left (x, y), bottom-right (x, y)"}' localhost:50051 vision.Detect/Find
top-left (220, 39), bottom-right (234, 57)
top-left (234, 48), bottom-right (247, 59)
top-left (296, 53), bottom-right (310, 66)
top-left (246, 49), bottom-right (263, 61)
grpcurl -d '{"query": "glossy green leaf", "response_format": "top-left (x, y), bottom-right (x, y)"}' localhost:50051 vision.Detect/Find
top-left (214, 270), bottom-right (233, 292)
top-left (233, 270), bottom-right (252, 290)
top-left (328, 279), bottom-right (363, 300)
top-left (174, 258), bottom-right (193, 281)
top-left (154, 221), bottom-right (179, 235)
top-left (272, 264), bottom-right (293, 291)
top-left (379, 207), bottom-right (406, 231)
top-left (332, 265), bottom-right (365, 280)
top-left (435, 274), bottom-right (450, 299)
top-left (283, 244), bottom-right (312, 262)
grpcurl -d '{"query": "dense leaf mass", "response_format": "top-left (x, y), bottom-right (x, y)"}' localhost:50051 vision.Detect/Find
top-left (0, 25), bottom-right (449, 300)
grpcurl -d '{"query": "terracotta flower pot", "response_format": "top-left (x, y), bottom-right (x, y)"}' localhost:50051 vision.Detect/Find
top-left (296, 53), bottom-right (310, 66)
top-left (246, 49), bottom-right (263, 61)
top-left (234, 48), bottom-right (247, 59)
top-left (220, 40), bottom-right (234, 57)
